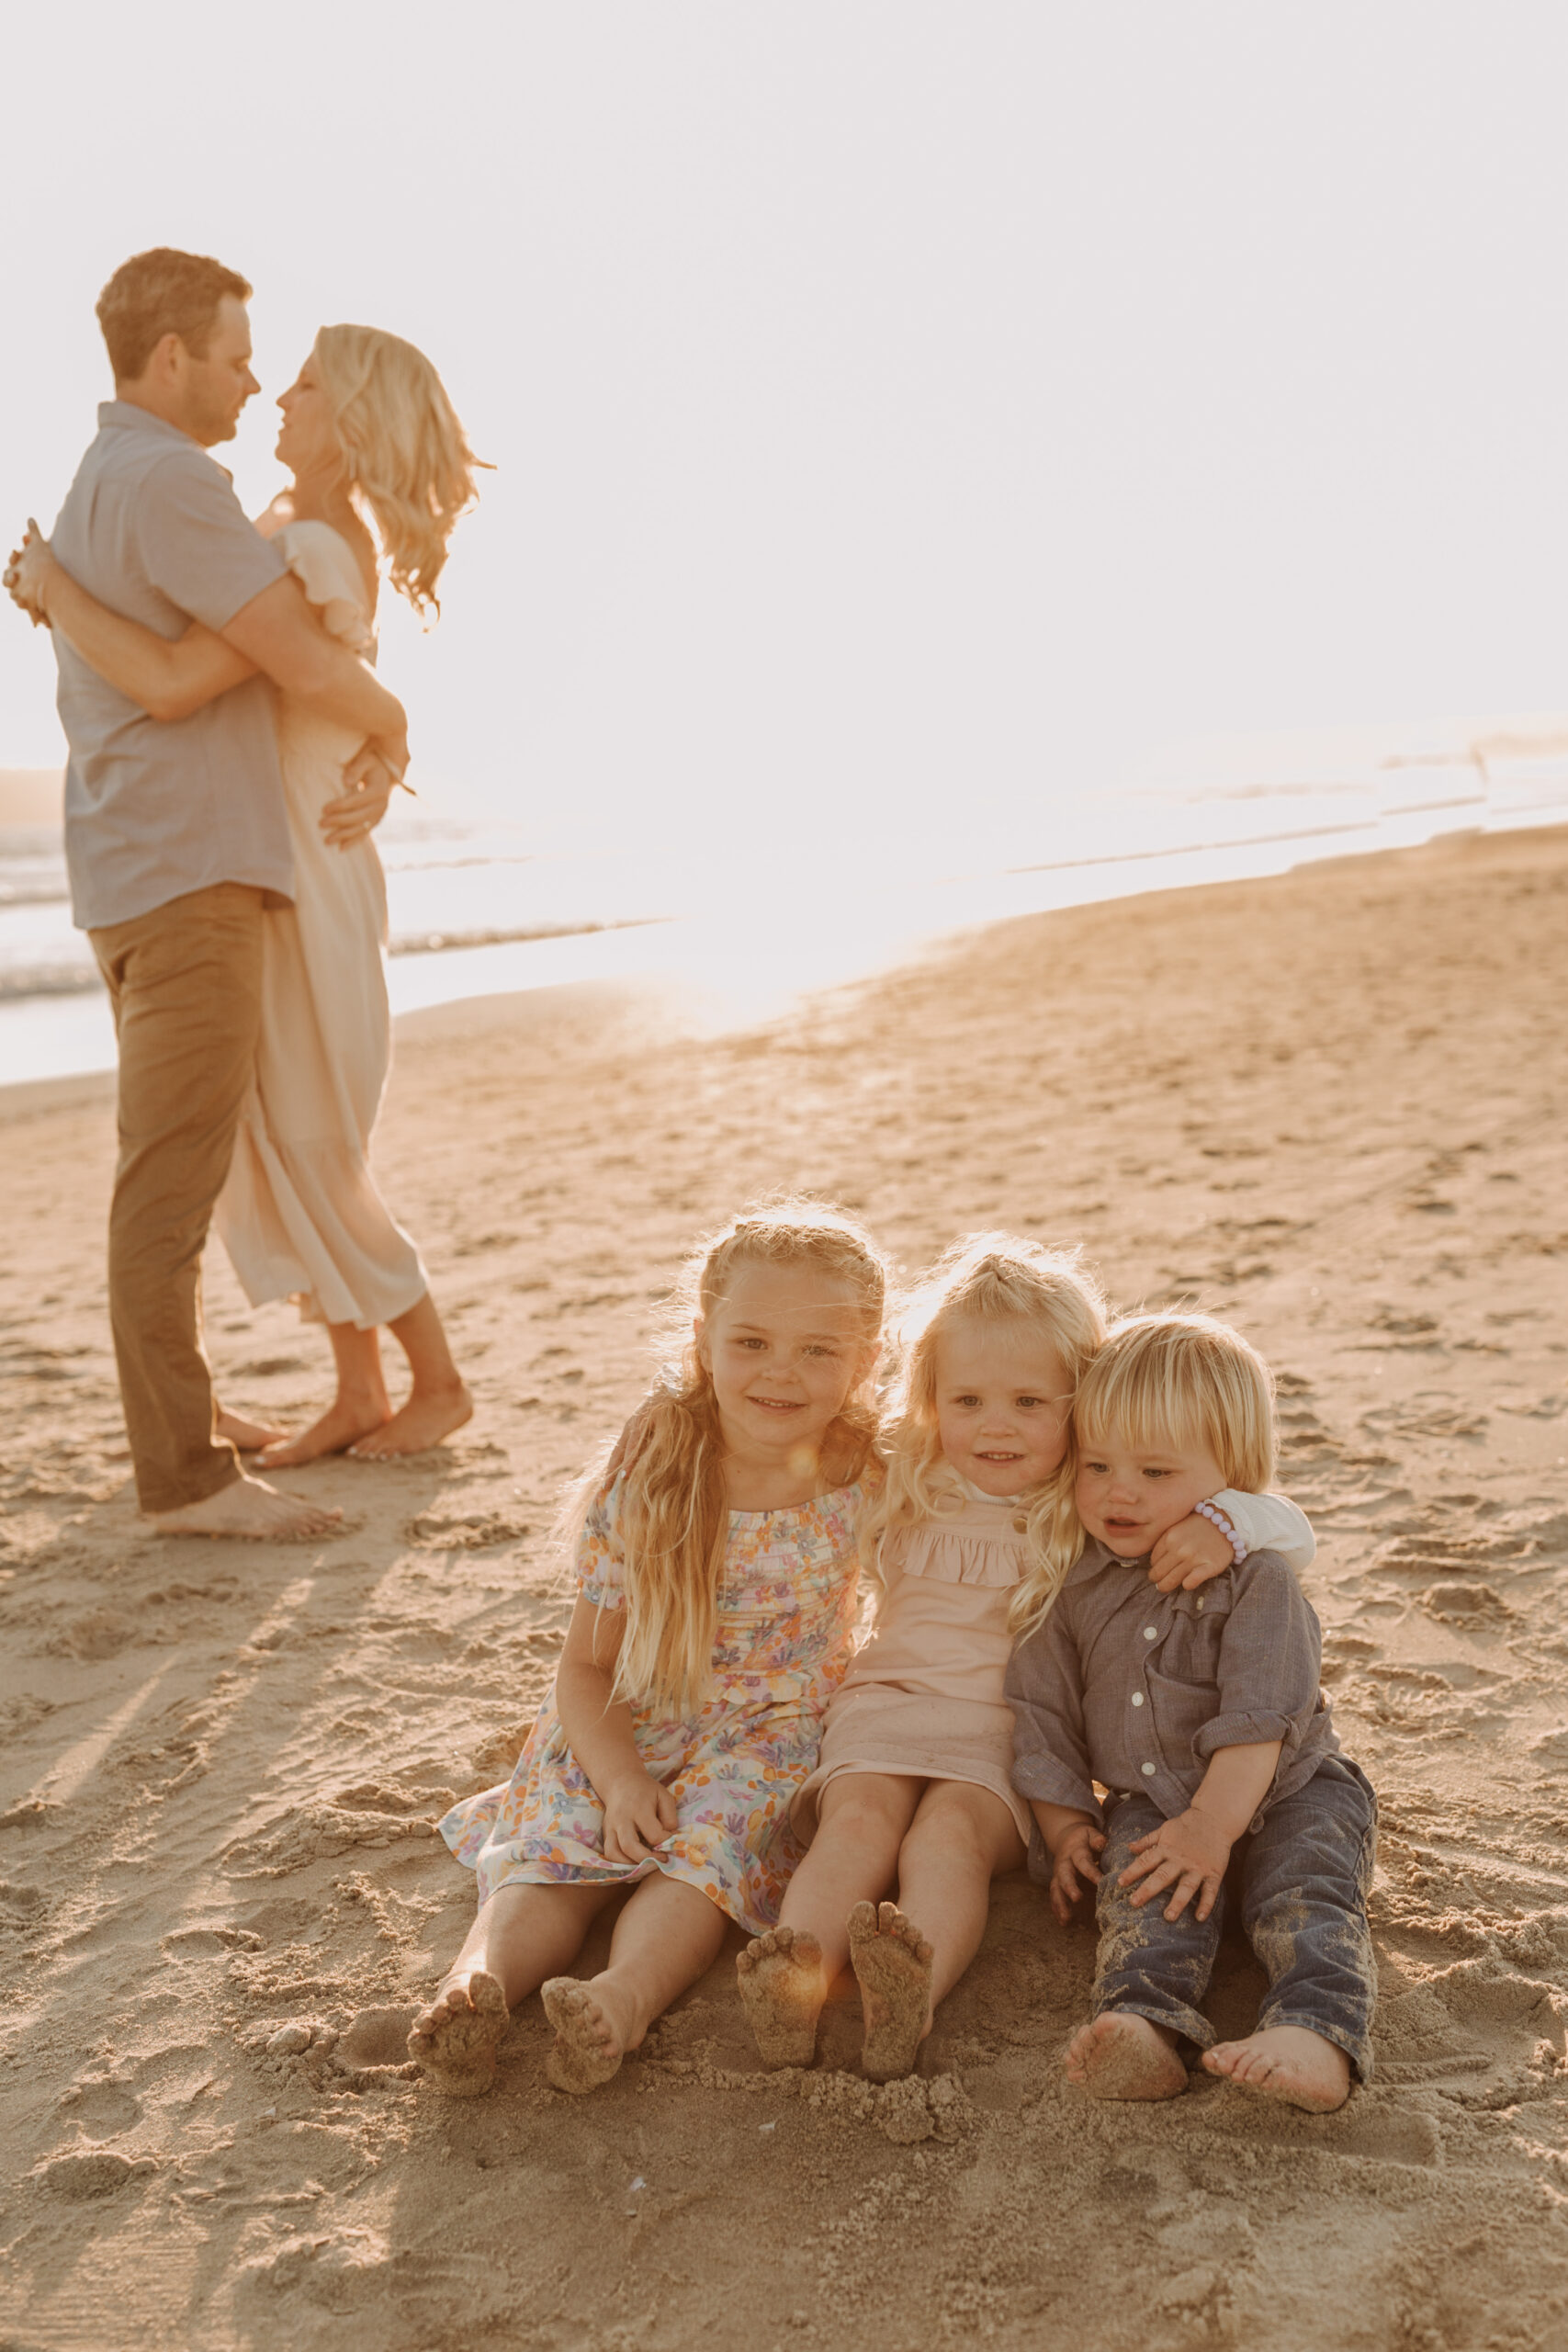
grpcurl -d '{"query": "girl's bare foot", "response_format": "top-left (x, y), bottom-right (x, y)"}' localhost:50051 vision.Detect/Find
top-left (1202, 2024), bottom-right (1351, 2111)
top-left (349, 1380), bottom-right (473, 1460)
top-left (148, 1473), bottom-right (341, 1543)
top-left (540, 1976), bottom-right (630, 2094)
top-left (737, 1926), bottom-right (824, 2069)
top-left (406, 1969), bottom-right (509, 2097)
top-left (214, 1406), bottom-right (289, 1452)
top-left (1066, 2012), bottom-right (1189, 2101)
top-left (261, 1394), bottom-right (391, 1468)
top-left (848, 1901), bottom-right (932, 2084)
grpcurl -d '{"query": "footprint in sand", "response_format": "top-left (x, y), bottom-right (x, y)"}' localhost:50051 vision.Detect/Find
top-left (406, 1971), bottom-right (508, 2097)
top-left (848, 1901), bottom-right (932, 2085)
top-left (737, 1925), bottom-right (823, 2069)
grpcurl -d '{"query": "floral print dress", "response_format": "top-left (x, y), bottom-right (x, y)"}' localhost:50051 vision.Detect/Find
top-left (439, 1476), bottom-right (871, 1934)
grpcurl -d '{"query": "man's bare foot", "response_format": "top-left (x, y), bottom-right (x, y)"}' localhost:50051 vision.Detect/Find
top-left (261, 1394), bottom-right (391, 1468)
top-left (848, 1900), bottom-right (932, 2084)
top-left (348, 1381), bottom-right (473, 1460)
top-left (1065, 2012), bottom-right (1189, 2101)
top-left (737, 1925), bottom-right (824, 2069)
top-left (147, 1473), bottom-right (342, 1543)
top-left (540, 1975), bottom-right (630, 2094)
top-left (1202, 2024), bottom-right (1351, 2111)
top-left (214, 1406), bottom-right (289, 1452)
top-left (406, 1969), bottom-right (508, 2096)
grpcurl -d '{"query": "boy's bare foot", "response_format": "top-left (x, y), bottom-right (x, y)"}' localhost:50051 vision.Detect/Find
top-left (848, 1900), bottom-right (932, 2084)
top-left (737, 1925), bottom-right (824, 2068)
top-left (540, 1976), bottom-right (628, 2094)
top-left (261, 1395), bottom-right (391, 1467)
top-left (147, 1473), bottom-right (342, 1543)
top-left (348, 1381), bottom-right (472, 1460)
top-left (407, 1969), bottom-right (508, 2097)
top-left (214, 1406), bottom-right (289, 1452)
top-left (1066, 2012), bottom-right (1189, 2101)
top-left (1202, 2024), bottom-right (1351, 2111)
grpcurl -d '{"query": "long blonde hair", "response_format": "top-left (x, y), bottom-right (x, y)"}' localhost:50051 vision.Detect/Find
top-left (857, 1233), bottom-right (1109, 1643)
top-left (311, 322), bottom-right (483, 616)
top-left (566, 1200), bottom-right (889, 1713)
top-left (1075, 1312), bottom-right (1276, 1491)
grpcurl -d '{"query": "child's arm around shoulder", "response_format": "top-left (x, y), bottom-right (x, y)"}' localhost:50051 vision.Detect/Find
top-left (1146, 1487), bottom-right (1314, 1593)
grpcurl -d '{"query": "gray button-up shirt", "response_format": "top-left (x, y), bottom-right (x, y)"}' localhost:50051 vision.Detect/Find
top-left (1005, 1541), bottom-right (1341, 1830)
top-left (51, 401), bottom-right (291, 930)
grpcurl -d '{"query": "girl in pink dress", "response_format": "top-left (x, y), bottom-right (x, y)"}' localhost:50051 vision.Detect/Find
top-left (412, 1200), bottom-right (889, 2097)
top-left (737, 1232), bottom-right (1314, 2083)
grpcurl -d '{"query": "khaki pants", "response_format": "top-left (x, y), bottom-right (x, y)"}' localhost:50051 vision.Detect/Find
top-left (90, 883), bottom-right (266, 1513)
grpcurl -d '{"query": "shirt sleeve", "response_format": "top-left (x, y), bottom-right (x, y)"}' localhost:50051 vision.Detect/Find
top-left (1193, 1554), bottom-right (1323, 1758)
top-left (1212, 1488), bottom-right (1315, 1572)
top-left (575, 1483), bottom-right (627, 1612)
top-left (134, 450), bottom-right (286, 629)
top-left (1005, 1605), bottom-right (1101, 1820)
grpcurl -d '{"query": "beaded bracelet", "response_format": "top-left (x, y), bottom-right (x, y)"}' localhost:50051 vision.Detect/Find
top-left (1194, 1498), bottom-right (1247, 1565)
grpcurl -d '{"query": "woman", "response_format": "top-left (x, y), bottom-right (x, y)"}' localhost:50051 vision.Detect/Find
top-left (12, 326), bottom-right (480, 1463)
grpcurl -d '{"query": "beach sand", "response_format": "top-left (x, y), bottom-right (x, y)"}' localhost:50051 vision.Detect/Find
top-left (3, 824), bottom-right (1568, 2350)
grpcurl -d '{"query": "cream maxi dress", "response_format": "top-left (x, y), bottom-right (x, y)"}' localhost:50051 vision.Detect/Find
top-left (214, 521), bottom-right (428, 1330)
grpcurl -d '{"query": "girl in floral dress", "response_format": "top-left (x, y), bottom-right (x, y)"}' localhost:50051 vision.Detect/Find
top-left (410, 1200), bottom-right (889, 2096)
top-left (736, 1233), bottom-right (1314, 2083)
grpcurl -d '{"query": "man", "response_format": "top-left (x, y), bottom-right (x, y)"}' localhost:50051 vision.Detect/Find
top-left (21, 248), bottom-right (408, 1538)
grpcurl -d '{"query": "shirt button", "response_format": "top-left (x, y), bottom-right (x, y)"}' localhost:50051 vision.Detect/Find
top-left (1012, 1516), bottom-right (1028, 1533)
top-left (1196, 1597), bottom-right (1205, 1613)
top-left (1143, 1625), bottom-right (1157, 1641)
top-left (1131, 1692), bottom-right (1145, 1708)
top-left (1141, 1761), bottom-right (1156, 1777)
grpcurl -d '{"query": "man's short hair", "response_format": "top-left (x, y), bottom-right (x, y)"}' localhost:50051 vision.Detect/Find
top-left (96, 248), bottom-right (253, 383)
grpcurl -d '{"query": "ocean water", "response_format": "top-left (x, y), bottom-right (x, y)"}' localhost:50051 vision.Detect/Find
top-left (3, 750), bottom-right (1565, 1089)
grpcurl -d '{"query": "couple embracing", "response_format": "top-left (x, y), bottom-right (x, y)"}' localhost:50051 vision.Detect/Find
top-left (6, 247), bottom-right (480, 1537)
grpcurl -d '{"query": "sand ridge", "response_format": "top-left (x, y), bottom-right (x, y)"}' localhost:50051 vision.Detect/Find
top-left (3, 827), bottom-right (1568, 2348)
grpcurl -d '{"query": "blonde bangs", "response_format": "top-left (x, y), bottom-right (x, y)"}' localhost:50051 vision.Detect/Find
top-left (1074, 1313), bottom-right (1276, 1495)
top-left (311, 323), bottom-right (485, 618)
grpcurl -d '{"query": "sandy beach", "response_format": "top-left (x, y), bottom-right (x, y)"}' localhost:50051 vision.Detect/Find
top-left (4, 823), bottom-right (1568, 2350)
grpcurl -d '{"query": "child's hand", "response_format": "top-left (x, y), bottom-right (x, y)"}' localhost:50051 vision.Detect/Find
top-left (1120, 1808), bottom-right (1234, 1921)
top-left (1048, 1822), bottom-right (1106, 1926)
top-left (1147, 1511), bottom-right (1234, 1592)
top-left (602, 1770), bottom-right (679, 1866)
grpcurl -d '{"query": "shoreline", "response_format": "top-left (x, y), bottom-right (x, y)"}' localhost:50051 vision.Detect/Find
top-left (3, 824), bottom-right (1568, 2351)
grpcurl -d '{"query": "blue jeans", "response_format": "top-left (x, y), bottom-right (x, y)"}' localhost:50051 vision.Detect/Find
top-left (1091, 1755), bottom-right (1378, 2082)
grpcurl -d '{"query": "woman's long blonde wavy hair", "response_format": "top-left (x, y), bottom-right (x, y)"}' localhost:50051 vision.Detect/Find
top-left (311, 322), bottom-right (484, 616)
top-left (857, 1232), bottom-right (1109, 1643)
top-left (562, 1200), bottom-right (889, 1713)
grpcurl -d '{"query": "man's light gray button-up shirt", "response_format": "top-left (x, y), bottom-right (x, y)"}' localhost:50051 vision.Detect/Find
top-left (51, 401), bottom-right (292, 931)
top-left (1005, 1540), bottom-right (1341, 1830)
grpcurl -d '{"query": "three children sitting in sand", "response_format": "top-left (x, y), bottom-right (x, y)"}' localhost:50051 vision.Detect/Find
top-left (408, 1202), bottom-right (1374, 2116)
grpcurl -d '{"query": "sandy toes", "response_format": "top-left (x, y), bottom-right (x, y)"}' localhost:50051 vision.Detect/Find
top-left (849, 1900), bottom-right (932, 2084)
top-left (349, 1382), bottom-right (474, 1460)
top-left (1202, 2024), bottom-right (1352, 2111)
top-left (406, 1969), bottom-right (509, 2097)
top-left (147, 1473), bottom-right (342, 1543)
top-left (737, 1926), bottom-right (824, 2068)
top-left (1066, 2012), bottom-right (1190, 2100)
top-left (541, 1976), bottom-right (626, 2094)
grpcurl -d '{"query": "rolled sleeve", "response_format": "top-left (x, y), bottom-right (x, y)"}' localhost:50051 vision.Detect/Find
top-left (1193, 1708), bottom-right (1295, 1759)
top-left (1006, 1616), bottom-right (1100, 1820)
top-left (1208, 1554), bottom-right (1322, 1754)
top-left (136, 452), bottom-right (285, 629)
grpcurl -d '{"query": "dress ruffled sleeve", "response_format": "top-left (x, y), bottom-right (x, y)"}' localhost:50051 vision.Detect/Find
top-left (577, 1482), bottom-right (626, 1611)
top-left (275, 520), bottom-right (375, 656)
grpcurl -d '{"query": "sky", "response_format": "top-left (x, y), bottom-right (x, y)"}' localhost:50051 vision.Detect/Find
top-left (4, 3), bottom-right (1567, 851)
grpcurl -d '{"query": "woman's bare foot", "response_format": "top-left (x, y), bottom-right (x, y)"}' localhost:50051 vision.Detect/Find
top-left (737, 1926), bottom-right (824, 2069)
top-left (148, 1473), bottom-right (342, 1543)
top-left (540, 1975), bottom-right (632, 2094)
top-left (848, 1901), bottom-right (932, 2084)
top-left (1065, 2012), bottom-right (1189, 2101)
top-left (407, 1969), bottom-right (509, 2097)
top-left (1202, 2024), bottom-right (1351, 2111)
top-left (348, 1380), bottom-right (473, 1460)
top-left (261, 1394), bottom-right (391, 1468)
top-left (214, 1405), bottom-right (289, 1452)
